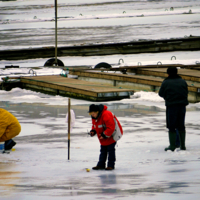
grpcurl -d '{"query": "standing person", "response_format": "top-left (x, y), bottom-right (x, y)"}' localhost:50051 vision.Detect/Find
top-left (159, 67), bottom-right (188, 151)
top-left (0, 108), bottom-right (21, 150)
top-left (88, 104), bottom-right (123, 170)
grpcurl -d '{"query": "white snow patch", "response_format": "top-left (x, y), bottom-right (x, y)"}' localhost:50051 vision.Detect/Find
top-left (131, 91), bottom-right (164, 102)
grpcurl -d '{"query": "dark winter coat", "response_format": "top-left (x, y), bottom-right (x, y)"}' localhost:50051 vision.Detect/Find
top-left (159, 75), bottom-right (188, 107)
top-left (91, 105), bottom-right (123, 146)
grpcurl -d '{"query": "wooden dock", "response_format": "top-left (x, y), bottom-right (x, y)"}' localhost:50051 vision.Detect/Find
top-left (136, 68), bottom-right (200, 82)
top-left (1, 36), bottom-right (200, 60)
top-left (19, 75), bottom-right (134, 101)
top-left (69, 67), bottom-right (200, 103)
top-left (1, 64), bottom-right (200, 103)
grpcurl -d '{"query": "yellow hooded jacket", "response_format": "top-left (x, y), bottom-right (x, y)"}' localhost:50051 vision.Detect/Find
top-left (0, 108), bottom-right (21, 142)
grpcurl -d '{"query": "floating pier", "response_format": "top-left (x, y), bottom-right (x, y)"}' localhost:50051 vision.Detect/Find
top-left (1, 64), bottom-right (200, 102)
top-left (17, 75), bottom-right (133, 101)
top-left (69, 66), bottom-right (200, 103)
top-left (1, 36), bottom-right (200, 60)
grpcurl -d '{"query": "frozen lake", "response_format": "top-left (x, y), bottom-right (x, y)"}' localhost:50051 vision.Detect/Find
top-left (0, 1), bottom-right (200, 199)
top-left (0, 89), bottom-right (200, 199)
top-left (0, 0), bottom-right (200, 50)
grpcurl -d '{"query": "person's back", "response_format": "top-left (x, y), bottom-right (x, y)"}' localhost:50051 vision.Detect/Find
top-left (159, 67), bottom-right (188, 151)
top-left (159, 75), bottom-right (188, 106)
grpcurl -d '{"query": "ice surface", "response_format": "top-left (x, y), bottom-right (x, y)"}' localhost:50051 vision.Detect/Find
top-left (0, 88), bottom-right (200, 199)
top-left (0, 0), bottom-right (200, 49)
top-left (0, 1), bottom-right (200, 199)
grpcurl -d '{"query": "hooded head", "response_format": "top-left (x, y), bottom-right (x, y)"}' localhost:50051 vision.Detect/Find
top-left (88, 104), bottom-right (99, 113)
top-left (167, 67), bottom-right (177, 77)
top-left (88, 104), bottom-right (99, 119)
top-left (88, 104), bottom-right (105, 119)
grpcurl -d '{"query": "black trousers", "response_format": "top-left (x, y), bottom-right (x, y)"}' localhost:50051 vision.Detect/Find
top-left (166, 105), bottom-right (186, 132)
top-left (97, 142), bottom-right (116, 168)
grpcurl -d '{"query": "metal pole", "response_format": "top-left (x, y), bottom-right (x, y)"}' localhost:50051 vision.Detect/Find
top-left (55, 0), bottom-right (58, 65)
top-left (68, 98), bottom-right (71, 160)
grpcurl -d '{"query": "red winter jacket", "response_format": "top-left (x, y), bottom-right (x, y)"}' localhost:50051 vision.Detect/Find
top-left (91, 105), bottom-right (123, 146)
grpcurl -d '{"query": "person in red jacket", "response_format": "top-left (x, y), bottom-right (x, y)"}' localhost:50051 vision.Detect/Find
top-left (89, 104), bottom-right (123, 170)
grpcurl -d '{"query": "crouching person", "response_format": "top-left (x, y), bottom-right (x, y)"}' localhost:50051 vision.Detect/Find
top-left (0, 108), bottom-right (21, 151)
top-left (88, 104), bottom-right (123, 170)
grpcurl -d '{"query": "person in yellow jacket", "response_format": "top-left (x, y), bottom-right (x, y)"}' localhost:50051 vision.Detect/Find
top-left (0, 108), bottom-right (21, 150)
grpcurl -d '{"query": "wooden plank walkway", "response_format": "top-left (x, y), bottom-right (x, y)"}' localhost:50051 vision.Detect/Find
top-left (136, 68), bottom-right (200, 82)
top-left (69, 70), bottom-right (200, 93)
top-left (20, 75), bottom-right (134, 101)
top-left (69, 69), bottom-right (200, 103)
top-left (1, 65), bottom-right (200, 102)
top-left (1, 36), bottom-right (200, 60)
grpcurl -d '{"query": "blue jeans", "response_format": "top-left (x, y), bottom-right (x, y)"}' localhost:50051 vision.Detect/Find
top-left (97, 142), bottom-right (116, 168)
top-left (166, 105), bottom-right (186, 132)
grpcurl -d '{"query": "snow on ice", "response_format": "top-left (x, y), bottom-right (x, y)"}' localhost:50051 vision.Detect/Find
top-left (0, 87), bottom-right (200, 200)
top-left (0, 0), bottom-right (200, 199)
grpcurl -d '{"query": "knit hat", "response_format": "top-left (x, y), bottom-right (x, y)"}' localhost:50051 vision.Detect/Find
top-left (167, 67), bottom-right (177, 76)
top-left (88, 104), bottom-right (99, 113)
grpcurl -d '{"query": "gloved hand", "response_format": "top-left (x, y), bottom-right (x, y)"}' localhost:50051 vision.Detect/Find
top-left (100, 132), bottom-right (108, 139)
top-left (89, 129), bottom-right (96, 137)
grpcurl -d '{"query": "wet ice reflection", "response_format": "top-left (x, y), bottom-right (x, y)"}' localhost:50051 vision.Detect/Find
top-left (0, 100), bottom-right (200, 199)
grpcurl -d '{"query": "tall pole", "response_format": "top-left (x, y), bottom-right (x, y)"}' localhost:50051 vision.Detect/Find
top-left (68, 98), bottom-right (71, 160)
top-left (55, 0), bottom-right (58, 66)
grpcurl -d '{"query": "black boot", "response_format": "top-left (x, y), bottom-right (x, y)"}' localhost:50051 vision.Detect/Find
top-left (165, 131), bottom-right (176, 151)
top-left (179, 131), bottom-right (186, 150)
top-left (175, 129), bottom-right (180, 148)
top-left (92, 166), bottom-right (105, 170)
top-left (4, 139), bottom-right (16, 150)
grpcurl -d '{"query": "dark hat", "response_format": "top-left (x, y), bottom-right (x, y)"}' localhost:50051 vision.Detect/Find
top-left (167, 67), bottom-right (177, 75)
top-left (88, 104), bottom-right (99, 113)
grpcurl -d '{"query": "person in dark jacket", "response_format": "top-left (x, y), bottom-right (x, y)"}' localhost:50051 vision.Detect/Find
top-left (159, 67), bottom-right (188, 151)
top-left (88, 104), bottom-right (123, 170)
